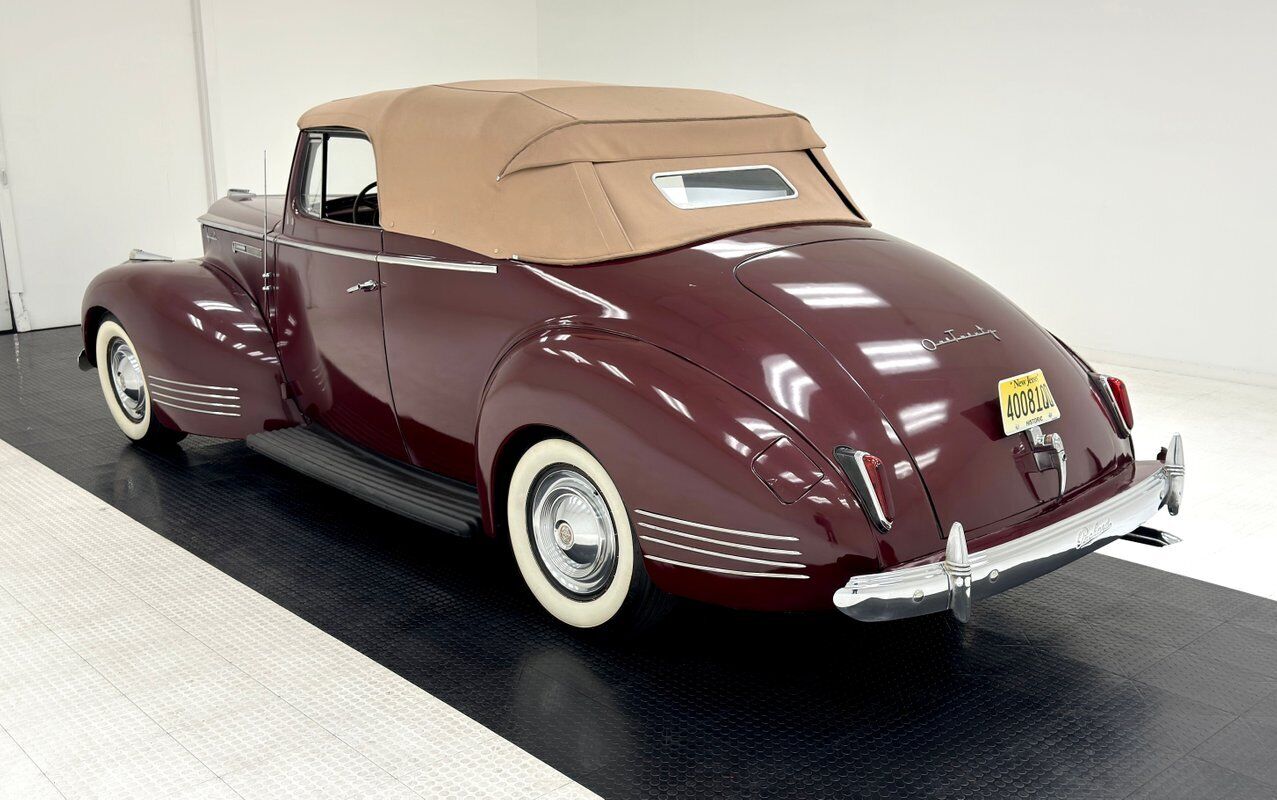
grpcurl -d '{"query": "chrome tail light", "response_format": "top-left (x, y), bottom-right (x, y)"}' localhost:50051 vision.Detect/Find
top-left (1091, 373), bottom-right (1134, 437)
top-left (835, 447), bottom-right (894, 532)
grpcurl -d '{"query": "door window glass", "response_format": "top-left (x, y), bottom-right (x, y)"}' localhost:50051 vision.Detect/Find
top-left (296, 131), bottom-right (378, 226)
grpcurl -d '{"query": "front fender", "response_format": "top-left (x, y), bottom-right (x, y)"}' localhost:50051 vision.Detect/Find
top-left (82, 259), bottom-right (299, 438)
top-left (477, 329), bottom-right (881, 612)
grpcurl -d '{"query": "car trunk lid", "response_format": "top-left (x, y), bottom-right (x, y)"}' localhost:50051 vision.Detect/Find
top-left (735, 236), bottom-right (1129, 537)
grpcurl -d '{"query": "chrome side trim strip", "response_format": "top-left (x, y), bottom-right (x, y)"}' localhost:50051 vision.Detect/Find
top-left (223, 228), bottom-right (498, 274)
top-left (274, 237), bottom-right (378, 262)
top-left (153, 398), bottom-right (241, 417)
top-left (142, 384), bottom-right (239, 401)
top-left (150, 376), bottom-right (238, 392)
top-left (634, 509), bottom-right (799, 541)
top-left (197, 216), bottom-right (265, 239)
top-left (150, 391), bottom-right (240, 409)
top-left (644, 555), bottom-right (810, 579)
top-left (639, 536), bottom-right (805, 569)
top-left (637, 522), bottom-right (801, 555)
top-left (378, 254), bottom-right (498, 274)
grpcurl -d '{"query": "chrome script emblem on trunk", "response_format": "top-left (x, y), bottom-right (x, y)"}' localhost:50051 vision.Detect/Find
top-left (921, 325), bottom-right (1001, 351)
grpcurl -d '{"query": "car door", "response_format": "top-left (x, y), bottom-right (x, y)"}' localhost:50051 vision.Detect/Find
top-left (273, 129), bottom-right (407, 460)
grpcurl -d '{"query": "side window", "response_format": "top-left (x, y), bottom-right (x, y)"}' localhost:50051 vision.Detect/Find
top-left (296, 131), bottom-right (378, 226)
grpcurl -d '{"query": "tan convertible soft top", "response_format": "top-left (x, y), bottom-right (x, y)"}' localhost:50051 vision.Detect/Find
top-left (299, 80), bottom-right (865, 264)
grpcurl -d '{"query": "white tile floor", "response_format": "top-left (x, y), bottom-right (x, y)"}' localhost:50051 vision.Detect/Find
top-left (0, 440), bottom-right (600, 800)
top-left (0, 361), bottom-right (1269, 799)
top-left (1094, 361), bottom-right (1277, 601)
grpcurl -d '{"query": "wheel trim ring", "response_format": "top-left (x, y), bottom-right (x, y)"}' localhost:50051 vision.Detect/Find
top-left (528, 465), bottom-right (619, 599)
top-left (107, 338), bottom-right (147, 422)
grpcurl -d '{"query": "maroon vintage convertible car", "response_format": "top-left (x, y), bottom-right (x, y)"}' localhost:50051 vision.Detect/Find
top-left (81, 80), bottom-right (1185, 629)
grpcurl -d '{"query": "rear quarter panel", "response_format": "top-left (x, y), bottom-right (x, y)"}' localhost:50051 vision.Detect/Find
top-left (477, 329), bottom-right (881, 611)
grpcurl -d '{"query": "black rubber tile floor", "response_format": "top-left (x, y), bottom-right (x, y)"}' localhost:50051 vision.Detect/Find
top-left (3, 327), bottom-right (1276, 800)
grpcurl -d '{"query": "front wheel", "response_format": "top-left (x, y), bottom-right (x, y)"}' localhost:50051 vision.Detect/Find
top-left (94, 317), bottom-right (186, 446)
top-left (507, 438), bottom-right (670, 631)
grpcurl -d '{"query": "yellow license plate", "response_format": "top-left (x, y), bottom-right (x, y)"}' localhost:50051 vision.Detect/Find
top-left (998, 369), bottom-right (1061, 436)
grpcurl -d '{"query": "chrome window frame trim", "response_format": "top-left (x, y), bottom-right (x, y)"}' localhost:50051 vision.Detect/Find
top-left (651, 164), bottom-right (798, 210)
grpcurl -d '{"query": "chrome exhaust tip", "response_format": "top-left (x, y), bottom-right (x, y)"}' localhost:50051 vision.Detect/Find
top-left (1122, 525), bottom-right (1182, 547)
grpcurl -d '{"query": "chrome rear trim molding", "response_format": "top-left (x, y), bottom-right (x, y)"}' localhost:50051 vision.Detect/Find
top-left (634, 509), bottom-right (799, 541)
top-left (150, 376), bottom-right (238, 393)
top-left (637, 522), bottom-right (802, 555)
top-left (639, 535), bottom-right (805, 569)
top-left (644, 555), bottom-right (810, 579)
top-left (150, 391), bottom-right (240, 410)
top-left (143, 384), bottom-right (239, 401)
top-left (153, 398), bottom-right (241, 417)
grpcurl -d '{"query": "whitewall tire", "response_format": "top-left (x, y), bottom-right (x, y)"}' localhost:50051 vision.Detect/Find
top-left (507, 438), bottom-right (667, 630)
top-left (94, 317), bottom-right (183, 445)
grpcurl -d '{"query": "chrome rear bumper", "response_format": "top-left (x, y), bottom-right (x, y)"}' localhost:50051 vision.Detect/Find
top-left (834, 434), bottom-right (1184, 623)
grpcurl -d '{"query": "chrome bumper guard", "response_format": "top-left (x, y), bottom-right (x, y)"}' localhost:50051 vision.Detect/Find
top-left (834, 434), bottom-right (1184, 623)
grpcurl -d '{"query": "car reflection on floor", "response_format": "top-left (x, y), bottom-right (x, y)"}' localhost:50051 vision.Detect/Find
top-left (4, 327), bottom-right (1275, 800)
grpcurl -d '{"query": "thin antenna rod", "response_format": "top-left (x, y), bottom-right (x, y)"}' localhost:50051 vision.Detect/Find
top-left (262, 149), bottom-right (269, 288)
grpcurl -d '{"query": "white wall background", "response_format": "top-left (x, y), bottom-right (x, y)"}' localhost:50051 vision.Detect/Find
top-left (1, 0), bottom-right (1272, 382)
top-left (0, 0), bottom-right (209, 331)
top-left (540, 0), bottom-right (1277, 382)
top-left (0, 0), bottom-right (537, 332)
top-left (198, 0), bottom-right (538, 201)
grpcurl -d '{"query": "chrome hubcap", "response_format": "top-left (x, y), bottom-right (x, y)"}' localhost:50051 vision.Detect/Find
top-left (108, 338), bottom-right (147, 422)
top-left (529, 467), bottom-right (617, 597)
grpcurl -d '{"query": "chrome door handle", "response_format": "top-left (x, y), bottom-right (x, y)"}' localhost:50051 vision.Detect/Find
top-left (345, 280), bottom-right (383, 293)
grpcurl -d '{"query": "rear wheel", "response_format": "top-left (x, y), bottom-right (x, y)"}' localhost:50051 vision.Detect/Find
top-left (507, 438), bottom-right (670, 631)
top-left (94, 317), bottom-right (185, 446)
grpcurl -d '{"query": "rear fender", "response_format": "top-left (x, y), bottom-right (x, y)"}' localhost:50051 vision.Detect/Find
top-left (82, 259), bottom-right (298, 438)
top-left (476, 329), bottom-right (881, 611)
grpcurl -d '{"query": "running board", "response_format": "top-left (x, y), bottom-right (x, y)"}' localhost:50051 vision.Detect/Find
top-left (245, 425), bottom-right (482, 537)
